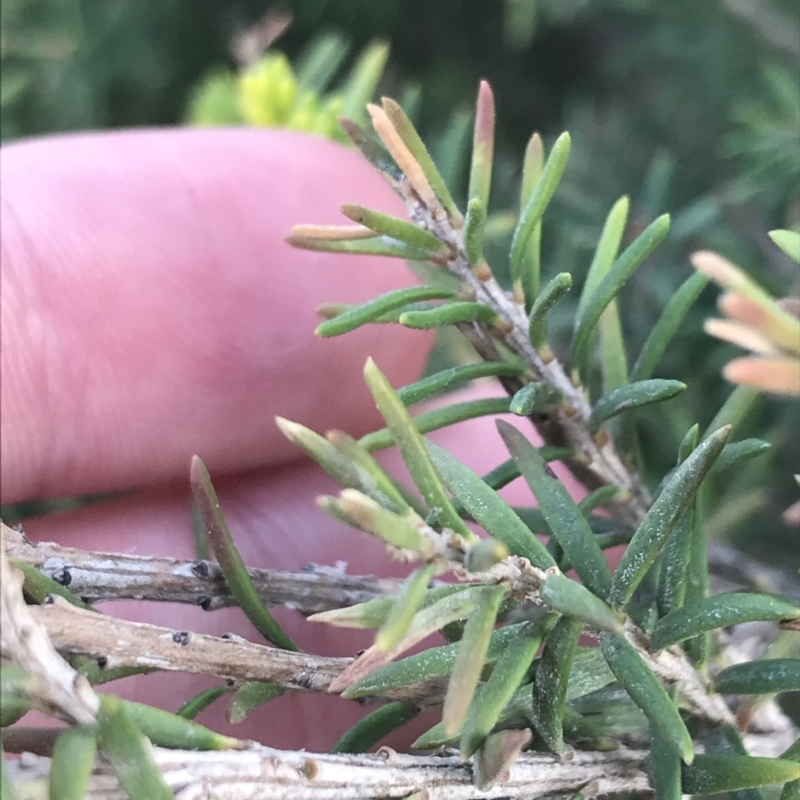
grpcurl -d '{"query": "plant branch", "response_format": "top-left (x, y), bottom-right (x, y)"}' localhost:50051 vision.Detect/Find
top-left (7, 744), bottom-right (653, 799)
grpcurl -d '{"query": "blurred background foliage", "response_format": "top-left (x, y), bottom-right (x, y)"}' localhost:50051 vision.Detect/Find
top-left (2, 0), bottom-right (798, 568)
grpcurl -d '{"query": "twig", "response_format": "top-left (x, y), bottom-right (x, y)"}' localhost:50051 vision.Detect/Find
top-left (6, 744), bottom-right (652, 799)
top-left (2, 524), bottom-right (402, 614)
top-left (0, 547), bottom-right (98, 725)
top-left (26, 596), bottom-right (450, 709)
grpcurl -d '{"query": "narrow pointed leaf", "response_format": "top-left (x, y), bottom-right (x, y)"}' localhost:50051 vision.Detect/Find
top-left (443, 586), bottom-right (506, 735)
top-left (631, 271), bottom-right (709, 382)
top-left (709, 438), bottom-right (771, 475)
top-left (309, 584), bottom-right (467, 630)
top-left (460, 618), bottom-right (554, 758)
top-left (573, 214), bottom-right (670, 374)
top-left (333, 702), bottom-right (416, 753)
top-left (342, 621), bottom-right (531, 699)
top-left (682, 756), bottom-right (800, 794)
top-left (338, 117), bottom-right (403, 181)
top-left (191, 456), bottom-right (298, 650)
top-left (399, 302), bottom-right (505, 329)
top-left (517, 133), bottom-right (545, 305)
top-left (315, 286), bottom-right (454, 337)
top-left (540, 573), bottom-right (624, 632)
top-left (590, 379), bottom-right (686, 431)
top-left (464, 198), bottom-right (487, 265)
top-left (713, 659), bottom-right (800, 695)
top-left (509, 382), bottom-right (564, 415)
top-left (468, 80), bottom-right (495, 208)
top-left (175, 686), bottom-right (229, 720)
top-left (649, 687), bottom-right (682, 800)
top-left (703, 722), bottom-right (765, 800)
top-left (656, 504), bottom-right (694, 617)
top-left (528, 272), bottom-right (572, 347)
top-left (97, 695), bottom-right (175, 800)
top-left (362, 358), bottom-right (473, 538)
top-left (277, 417), bottom-right (405, 511)
top-left (426, 440), bottom-right (556, 567)
top-left (532, 616), bottom-right (582, 754)
top-left (770, 229), bottom-right (800, 262)
top-left (678, 423), bottom-right (700, 464)
top-left (340, 204), bottom-right (443, 252)
top-left (609, 425), bottom-right (731, 608)
top-left (360, 397), bottom-right (511, 452)
top-left (599, 300), bottom-right (629, 394)
top-left (600, 632), bottom-right (694, 763)
top-left (111, 697), bottom-right (242, 751)
top-left (397, 362), bottom-right (524, 407)
top-left (473, 729), bottom-right (533, 792)
top-left (498, 420), bottom-right (612, 598)
top-left (376, 564), bottom-right (437, 651)
top-left (226, 682), bottom-right (286, 724)
top-left (295, 32), bottom-right (349, 93)
top-left (334, 490), bottom-right (432, 553)
top-left (381, 97), bottom-right (461, 220)
top-left (578, 485), bottom-right (623, 515)
top-left (287, 232), bottom-right (437, 260)
top-left (577, 197), bottom-right (630, 319)
top-left (509, 132), bottom-right (571, 294)
top-left (326, 429), bottom-right (414, 513)
top-left (49, 725), bottom-right (98, 800)
top-left (650, 593), bottom-right (800, 651)
top-left (328, 586), bottom-right (483, 692)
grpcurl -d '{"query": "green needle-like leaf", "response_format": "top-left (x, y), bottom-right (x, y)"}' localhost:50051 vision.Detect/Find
top-left (338, 117), bottom-right (403, 181)
top-left (630, 271), bottom-right (709, 382)
top-left (427, 440), bottom-right (556, 567)
top-left (599, 300), bottom-right (629, 394)
top-left (532, 616), bottom-right (583, 754)
top-left (226, 682), bottom-right (286, 724)
top-left (382, 97), bottom-right (462, 221)
top-left (175, 686), bottom-right (229, 720)
top-left (333, 702), bottom-right (416, 753)
top-left (498, 420), bottom-right (613, 598)
top-left (315, 286), bottom-right (454, 337)
top-left (287, 232), bottom-right (438, 261)
top-left (709, 438), bottom-right (772, 476)
top-left (517, 132), bottom-right (545, 306)
top-left (190, 456), bottom-right (299, 651)
top-left (309, 584), bottom-right (467, 630)
top-left (540, 573), bottom-right (624, 632)
top-left (97, 695), bottom-right (175, 800)
top-left (360, 397), bottom-right (512, 452)
top-left (49, 725), bottom-right (98, 800)
top-left (656, 504), bottom-right (694, 617)
top-left (528, 272), bottom-right (573, 347)
top-left (398, 302), bottom-right (504, 329)
top-left (376, 564), bottom-right (437, 651)
top-left (362, 358), bottom-right (473, 538)
top-left (600, 632), bottom-right (694, 763)
top-left (397, 362), bottom-right (524, 407)
top-left (609, 425), bottom-right (731, 608)
top-left (509, 382), bottom-right (564, 415)
top-left (443, 586), bottom-right (506, 735)
top-left (108, 697), bottom-right (242, 751)
top-left (295, 32), bottom-right (349, 93)
top-left (459, 618), bottom-right (554, 758)
top-left (342, 621), bottom-right (530, 699)
top-left (464, 198), bottom-right (488, 265)
top-left (713, 658), bottom-right (800, 695)
top-left (340, 204), bottom-right (443, 252)
top-left (509, 132), bottom-right (571, 298)
top-left (703, 385), bottom-right (760, 439)
top-left (682, 756), bottom-right (800, 794)
top-left (572, 214), bottom-right (670, 376)
top-left (649, 687), bottom-right (682, 800)
top-left (590, 379), bottom-right (686, 431)
top-left (650, 593), bottom-right (800, 651)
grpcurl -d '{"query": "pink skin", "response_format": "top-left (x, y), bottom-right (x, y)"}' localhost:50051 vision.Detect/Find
top-left (1, 129), bottom-right (588, 751)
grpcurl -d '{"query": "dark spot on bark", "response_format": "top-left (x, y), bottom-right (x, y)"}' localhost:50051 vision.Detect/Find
top-left (191, 561), bottom-right (210, 578)
top-left (172, 631), bottom-right (190, 645)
